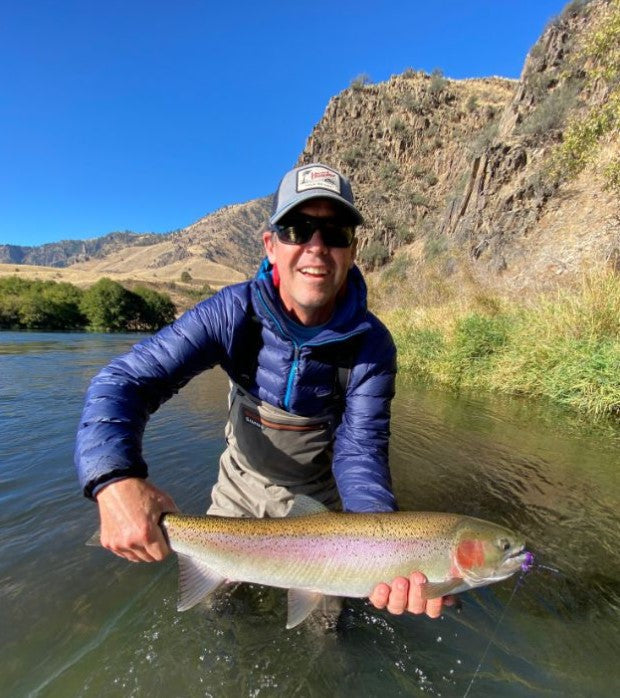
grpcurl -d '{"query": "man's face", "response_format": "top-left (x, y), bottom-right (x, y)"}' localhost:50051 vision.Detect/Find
top-left (263, 199), bottom-right (357, 326)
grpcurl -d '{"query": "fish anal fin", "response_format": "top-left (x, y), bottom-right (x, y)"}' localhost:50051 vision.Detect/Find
top-left (287, 589), bottom-right (324, 629)
top-left (287, 495), bottom-right (328, 518)
top-left (177, 554), bottom-right (227, 612)
top-left (421, 578), bottom-right (468, 600)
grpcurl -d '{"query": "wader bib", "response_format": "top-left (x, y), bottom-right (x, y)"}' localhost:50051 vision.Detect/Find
top-left (208, 382), bottom-right (342, 518)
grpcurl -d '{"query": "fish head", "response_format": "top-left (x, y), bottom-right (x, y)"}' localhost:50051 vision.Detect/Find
top-left (452, 520), bottom-right (528, 587)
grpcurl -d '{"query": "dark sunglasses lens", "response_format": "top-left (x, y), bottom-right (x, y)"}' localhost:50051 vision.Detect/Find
top-left (320, 224), bottom-right (355, 248)
top-left (275, 217), bottom-right (355, 247)
top-left (276, 223), bottom-right (313, 245)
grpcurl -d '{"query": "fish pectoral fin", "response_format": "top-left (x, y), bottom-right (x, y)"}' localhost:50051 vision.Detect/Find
top-left (421, 578), bottom-right (467, 600)
top-left (286, 589), bottom-right (324, 629)
top-left (176, 554), bottom-right (227, 612)
top-left (85, 529), bottom-right (101, 547)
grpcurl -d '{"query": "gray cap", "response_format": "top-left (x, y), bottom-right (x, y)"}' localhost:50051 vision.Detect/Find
top-left (270, 163), bottom-right (364, 226)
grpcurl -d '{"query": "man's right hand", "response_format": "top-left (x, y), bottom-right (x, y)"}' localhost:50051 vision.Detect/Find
top-left (95, 478), bottom-right (178, 562)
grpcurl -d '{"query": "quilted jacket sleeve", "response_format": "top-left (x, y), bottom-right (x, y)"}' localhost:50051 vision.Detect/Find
top-left (75, 289), bottom-right (239, 498)
top-left (332, 318), bottom-right (398, 513)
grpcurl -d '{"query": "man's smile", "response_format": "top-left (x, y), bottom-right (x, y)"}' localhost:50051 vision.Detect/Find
top-left (298, 266), bottom-right (329, 277)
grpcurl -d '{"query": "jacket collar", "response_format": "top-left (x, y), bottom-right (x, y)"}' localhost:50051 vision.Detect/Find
top-left (252, 258), bottom-right (371, 343)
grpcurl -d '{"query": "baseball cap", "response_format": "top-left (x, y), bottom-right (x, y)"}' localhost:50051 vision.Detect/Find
top-left (270, 163), bottom-right (364, 226)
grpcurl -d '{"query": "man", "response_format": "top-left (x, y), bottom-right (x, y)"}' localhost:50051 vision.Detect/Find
top-left (75, 163), bottom-right (448, 619)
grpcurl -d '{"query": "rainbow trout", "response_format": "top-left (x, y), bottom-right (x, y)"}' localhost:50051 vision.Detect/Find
top-left (158, 496), bottom-right (531, 628)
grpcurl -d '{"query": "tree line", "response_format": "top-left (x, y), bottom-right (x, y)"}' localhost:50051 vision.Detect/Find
top-left (0, 277), bottom-right (176, 332)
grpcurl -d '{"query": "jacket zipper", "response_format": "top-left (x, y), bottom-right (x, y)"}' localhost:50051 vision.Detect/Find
top-left (255, 286), bottom-right (366, 411)
top-left (283, 344), bottom-right (300, 411)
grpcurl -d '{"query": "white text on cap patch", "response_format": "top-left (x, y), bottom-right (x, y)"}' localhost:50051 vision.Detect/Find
top-left (296, 166), bottom-right (341, 194)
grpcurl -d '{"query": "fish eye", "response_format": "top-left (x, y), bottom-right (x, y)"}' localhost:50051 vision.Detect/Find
top-left (498, 537), bottom-right (511, 552)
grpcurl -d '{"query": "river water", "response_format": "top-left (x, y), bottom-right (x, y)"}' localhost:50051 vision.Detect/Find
top-left (1, 331), bottom-right (618, 697)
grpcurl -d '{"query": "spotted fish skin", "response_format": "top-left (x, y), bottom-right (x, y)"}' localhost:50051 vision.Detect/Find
top-left (159, 497), bottom-right (528, 627)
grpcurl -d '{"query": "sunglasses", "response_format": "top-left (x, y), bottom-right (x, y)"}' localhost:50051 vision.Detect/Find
top-left (273, 214), bottom-right (356, 248)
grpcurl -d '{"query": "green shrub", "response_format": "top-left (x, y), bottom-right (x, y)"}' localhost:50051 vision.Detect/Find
top-left (381, 254), bottom-right (410, 283)
top-left (517, 80), bottom-right (582, 137)
top-left (350, 73), bottom-right (371, 91)
top-left (0, 277), bottom-right (87, 330)
top-left (399, 93), bottom-right (424, 113)
top-left (603, 157), bottom-right (620, 193)
top-left (429, 68), bottom-right (447, 95)
top-left (133, 286), bottom-right (177, 329)
top-left (470, 120), bottom-right (499, 156)
top-left (424, 235), bottom-right (447, 260)
top-left (466, 95), bottom-right (478, 112)
top-left (410, 191), bottom-right (430, 207)
top-left (358, 241), bottom-right (390, 269)
top-left (390, 117), bottom-right (407, 133)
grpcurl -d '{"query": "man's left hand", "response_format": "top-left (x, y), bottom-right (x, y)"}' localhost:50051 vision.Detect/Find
top-left (368, 571), bottom-right (455, 618)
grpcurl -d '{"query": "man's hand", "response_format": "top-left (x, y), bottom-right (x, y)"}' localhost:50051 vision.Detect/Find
top-left (368, 571), bottom-right (455, 619)
top-left (95, 478), bottom-right (178, 563)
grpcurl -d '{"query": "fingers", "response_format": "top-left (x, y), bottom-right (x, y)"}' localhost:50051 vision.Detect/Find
top-left (96, 478), bottom-right (175, 563)
top-left (387, 577), bottom-right (409, 615)
top-left (100, 521), bottom-right (170, 562)
top-left (369, 572), bottom-right (452, 619)
top-left (368, 582), bottom-right (391, 609)
top-left (407, 571), bottom-right (427, 615)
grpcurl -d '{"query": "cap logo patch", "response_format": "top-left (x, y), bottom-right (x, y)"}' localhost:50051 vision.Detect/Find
top-left (297, 166), bottom-right (341, 194)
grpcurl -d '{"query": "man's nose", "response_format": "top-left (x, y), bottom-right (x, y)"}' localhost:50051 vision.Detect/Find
top-left (305, 230), bottom-right (329, 251)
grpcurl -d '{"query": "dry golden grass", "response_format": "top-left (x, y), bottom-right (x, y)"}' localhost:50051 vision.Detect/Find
top-left (0, 258), bottom-right (245, 290)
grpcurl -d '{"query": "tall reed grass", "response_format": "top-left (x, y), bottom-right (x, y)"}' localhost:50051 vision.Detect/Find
top-left (384, 272), bottom-right (620, 418)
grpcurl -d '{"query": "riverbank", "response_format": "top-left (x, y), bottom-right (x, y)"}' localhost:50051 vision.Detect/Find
top-left (384, 271), bottom-right (620, 418)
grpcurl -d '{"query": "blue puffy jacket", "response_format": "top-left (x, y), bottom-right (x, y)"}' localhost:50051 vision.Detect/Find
top-left (75, 261), bottom-right (397, 512)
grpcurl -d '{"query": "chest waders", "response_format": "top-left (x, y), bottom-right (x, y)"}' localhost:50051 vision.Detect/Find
top-left (207, 382), bottom-right (342, 518)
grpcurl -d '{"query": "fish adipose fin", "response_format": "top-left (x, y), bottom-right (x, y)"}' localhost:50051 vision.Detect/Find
top-left (287, 495), bottom-right (328, 518)
top-left (287, 589), bottom-right (324, 628)
top-left (421, 578), bottom-right (467, 600)
top-left (177, 554), bottom-right (227, 611)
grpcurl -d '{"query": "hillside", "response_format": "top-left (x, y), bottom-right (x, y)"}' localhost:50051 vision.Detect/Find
top-left (4, 0), bottom-right (618, 310)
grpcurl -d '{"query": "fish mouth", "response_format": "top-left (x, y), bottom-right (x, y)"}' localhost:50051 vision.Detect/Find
top-left (506, 546), bottom-right (534, 572)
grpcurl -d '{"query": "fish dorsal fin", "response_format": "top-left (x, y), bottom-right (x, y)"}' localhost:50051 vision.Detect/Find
top-left (421, 578), bottom-right (469, 600)
top-left (287, 589), bottom-right (324, 628)
top-left (177, 554), bottom-right (226, 612)
top-left (287, 495), bottom-right (328, 518)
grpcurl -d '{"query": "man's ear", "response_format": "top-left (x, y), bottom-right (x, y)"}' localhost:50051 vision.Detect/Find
top-left (349, 238), bottom-right (358, 268)
top-left (263, 230), bottom-right (276, 264)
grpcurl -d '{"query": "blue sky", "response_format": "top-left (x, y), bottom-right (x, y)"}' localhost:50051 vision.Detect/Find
top-left (1, 0), bottom-right (569, 247)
